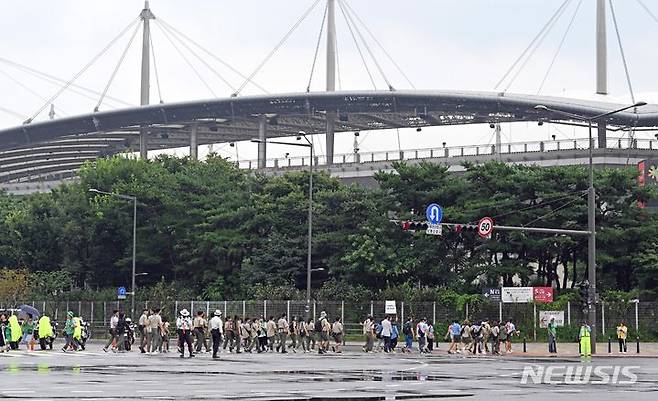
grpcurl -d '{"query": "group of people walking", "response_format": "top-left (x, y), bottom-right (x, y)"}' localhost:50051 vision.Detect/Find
top-left (172, 309), bottom-right (346, 359)
top-left (0, 311), bottom-right (85, 352)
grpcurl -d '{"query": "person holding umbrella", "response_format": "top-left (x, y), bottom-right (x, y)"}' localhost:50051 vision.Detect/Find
top-left (22, 314), bottom-right (36, 351)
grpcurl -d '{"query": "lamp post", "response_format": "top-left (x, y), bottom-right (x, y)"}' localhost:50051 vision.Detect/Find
top-left (533, 101), bottom-right (646, 353)
top-left (252, 132), bottom-right (314, 319)
top-left (89, 188), bottom-right (138, 318)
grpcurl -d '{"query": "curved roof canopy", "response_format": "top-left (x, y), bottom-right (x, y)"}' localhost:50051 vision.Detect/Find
top-left (1, 90), bottom-right (657, 183)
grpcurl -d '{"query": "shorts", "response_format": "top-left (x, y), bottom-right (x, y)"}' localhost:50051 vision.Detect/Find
top-left (333, 333), bottom-right (343, 343)
top-left (451, 334), bottom-right (461, 342)
top-left (319, 332), bottom-right (329, 341)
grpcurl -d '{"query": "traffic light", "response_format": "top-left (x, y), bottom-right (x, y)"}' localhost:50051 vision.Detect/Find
top-left (401, 221), bottom-right (411, 231)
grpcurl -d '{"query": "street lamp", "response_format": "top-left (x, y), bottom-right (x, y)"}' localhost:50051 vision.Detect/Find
top-left (252, 132), bottom-right (314, 318)
top-left (89, 188), bottom-right (138, 318)
top-left (533, 101), bottom-right (646, 353)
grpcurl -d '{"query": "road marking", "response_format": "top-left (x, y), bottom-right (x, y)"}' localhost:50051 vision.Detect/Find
top-left (3, 390), bottom-right (35, 394)
top-left (71, 390), bottom-right (103, 393)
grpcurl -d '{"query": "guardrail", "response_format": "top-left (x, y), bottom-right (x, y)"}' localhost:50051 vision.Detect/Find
top-left (237, 136), bottom-right (658, 170)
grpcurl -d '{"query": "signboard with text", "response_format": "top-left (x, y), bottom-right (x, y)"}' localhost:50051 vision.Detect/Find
top-left (539, 311), bottom-right (565, 327)
top-left (501, 287), bottom-right (534, 303)
top-left (482, 287), bottom-right (502, 302)
top-left (385, 300), bottom-right (397, 314)
top-left (533, 287), bottom-right (554, 303)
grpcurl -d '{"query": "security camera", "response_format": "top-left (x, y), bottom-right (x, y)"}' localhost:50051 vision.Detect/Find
top-left (354, 131), bottom-right (360, 137)
top-left (442, 142), bottom-right (447, 147)
top-left (416, 127), bottom-right (422, 132)
top-left (489, 123), bottom-right (495, 129)
top-left (655, 133), bottom-right (658, 140)
top-left (551, 134), bottom-right (556, 141)
top-left (229, 142), bottom-right (235, 147)
top-left (296, 136), bottom-right (302, 141)
top-left (538, 121), bottom-right (544, 126)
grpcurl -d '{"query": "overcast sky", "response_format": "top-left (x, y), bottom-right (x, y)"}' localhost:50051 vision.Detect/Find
top-left (1, 0), bottom-right (658, 162)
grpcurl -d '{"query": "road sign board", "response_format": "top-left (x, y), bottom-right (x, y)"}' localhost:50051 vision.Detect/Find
top-left (426, 224), bottom-right (442, 236)
top-left (385, 300), bottom-right (397, 314)
top-left (477, 217), bottom-right (494, 238)
top-left (482, 287), bottom-right (501, 302)
top-left (117, 286), bottom-right (127, 300)
top-left (426, 203), bottom-right (443, 225)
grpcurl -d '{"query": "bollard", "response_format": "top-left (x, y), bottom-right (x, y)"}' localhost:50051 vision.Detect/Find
top-left (523, 337), bottom-right (527, 353)
top-left (636, 337), bottom-right (640, 354)
top-left (608, 337), bottom-right (612, 354)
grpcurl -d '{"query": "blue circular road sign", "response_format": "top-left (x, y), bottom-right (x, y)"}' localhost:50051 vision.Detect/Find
top-left (426, 203), bottom-right (443, 225)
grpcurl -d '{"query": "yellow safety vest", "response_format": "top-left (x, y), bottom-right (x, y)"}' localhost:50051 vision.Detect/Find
top-left (38, 316), bottom-right (53, 338)
top-left (73, 317), bottom-right (82, 339)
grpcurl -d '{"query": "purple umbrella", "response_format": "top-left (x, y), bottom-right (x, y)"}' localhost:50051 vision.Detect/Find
top-left (17, 304), bottom-right (40, 319)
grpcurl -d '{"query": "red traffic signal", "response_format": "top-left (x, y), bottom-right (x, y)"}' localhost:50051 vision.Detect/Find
top-left (401, 221), bottom-right (411, 231)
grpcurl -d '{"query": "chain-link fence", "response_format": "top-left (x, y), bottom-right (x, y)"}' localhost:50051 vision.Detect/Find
top-left (3, 300), bottom-right (657, 340)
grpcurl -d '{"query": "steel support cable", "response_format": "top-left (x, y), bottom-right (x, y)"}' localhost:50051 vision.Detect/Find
top-left (156, 20), bottom-right (238, 95)
top-left (154, 20), bottom-right (217, 97)
top-left (468, 190), bottom-right (588, 226)
top-left (149, 31), bottom-right (164, 103)
top-left (235, 0), bottom-right (322, 96)
top-left (334, 22), bottom-right (343, 90)
top-left (339, 0), bottom-right (393, 90)
top-left (636, 0), bottom-right (658, 22)
top-left (27, 17), bottom-right (141, 123)
top-left (341, 0), bottom-right (415, 89)
top-left (503, 0), bottom-right (571, 93)
top-left (537, 0), bottom-right (583, 94)
top-left (307, 3), bottom-right (328, 92)
top-left (0, 57), bottom-right (133, 108)
top-left (0, 68), bottom-right (68, 116)
top-left (157, 18), bottom-right (268, 94)
top-left (494, 0), bottom-right (571, 90)
top-left (337, 0), bottom-right (377, 89)
top-left (609, 0), bottom-right (636, 103)
top-left (95, 22), bottom-right (142, 112)
top-left (0, 105), bottom-right (26, 120)
top-left (522, 193), bottom-right (587, 228)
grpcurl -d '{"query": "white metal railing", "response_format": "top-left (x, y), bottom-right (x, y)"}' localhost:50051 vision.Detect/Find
top-left (236, 136), bottom-right (658, 170)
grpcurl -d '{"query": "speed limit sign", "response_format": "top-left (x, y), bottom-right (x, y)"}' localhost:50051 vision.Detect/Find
top-left (477, 217), bottom-right (494, 238)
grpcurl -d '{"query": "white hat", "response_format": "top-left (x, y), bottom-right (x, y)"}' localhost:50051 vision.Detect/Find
top-left (180, 309), bottom-right (190, 316)
top-left (320, 311), bottom-right (327, 317)
top-left (213, 309), bottom-right (222, 317)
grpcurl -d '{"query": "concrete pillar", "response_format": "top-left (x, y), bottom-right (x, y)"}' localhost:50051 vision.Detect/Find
top-left (190, 124), bottom-right (198, 160)
top-left (325, 0), bottom-right (336, 165)
top-left (596, 0), bottom-right (607, 95)
top-left (139, 1), bottom-right (154, 160)
top-left (258, 116), bottom-right (267, 169)
top-left (597, 123), bottom-right (607, 149)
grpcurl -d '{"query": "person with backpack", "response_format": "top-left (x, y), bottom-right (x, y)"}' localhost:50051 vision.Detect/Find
top-left (176, 309), bottom-right (194, 358)
top-left (362, 315), bottom-right (374, 352)
top-left (297, 318), bottom-right (306, 353)
top-left (331, 317), bottom-right (344, 353)
top-left (380, 315), bottom-right (392, 353)
top-left (305, 317), bottom-right (316, 352)
top-left (426, 322), bottom-right (435, 353)
top-left (471, 321), bottom-right (483, 354)
top-left (402, 317), bottom-right (414, 353)
top-left (317, 311), bottom-right (330, 354)
top-left (390, 316), bottom-right (400, 352)
top-left (266, 316), bottom-right (276, 352)
top-left (460, 320), bottom-right (472, 353)
top-left (289, 316), bottom-right (299, 353)
top-left (481, 319), bottom-right (491, 354)
top-left (416, 318), bottom-right (428, 353)
top-left (490, 320), bottom-right (500, 355)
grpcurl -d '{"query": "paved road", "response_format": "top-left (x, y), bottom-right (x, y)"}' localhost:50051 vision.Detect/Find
top-left (1, 342), bottom-right (658, 400)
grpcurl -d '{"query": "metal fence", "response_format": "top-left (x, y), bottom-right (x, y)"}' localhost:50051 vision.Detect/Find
top-left (3, 300), bottom-right (656, 340)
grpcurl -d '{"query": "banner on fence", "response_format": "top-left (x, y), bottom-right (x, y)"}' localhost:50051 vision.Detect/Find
top-left (501, 287), bottom-right (534, 303)
top-left (539, 311), bottom-right (565, 327)
top-left (533, 287), bottom-right (554, 303)
top-left (385, 300), bottom-right (397, 314)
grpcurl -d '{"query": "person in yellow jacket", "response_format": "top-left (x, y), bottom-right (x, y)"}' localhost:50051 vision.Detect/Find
top-left (579, 321), bottom-right (592, 357)
top-left (73, 316), bottom-right (85, 350)
top-left (8, 315), bottom-right (22, 350)
top-left (37, 315), bottom-right (54, 351)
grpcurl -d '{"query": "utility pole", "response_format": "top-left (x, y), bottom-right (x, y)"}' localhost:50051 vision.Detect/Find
top-left (596, 0), bottom-right (608, 148)
top-left (495, 123), bottom-right (502, 160)
top-left (139, 1), bottom-right (155, 160)
top-left (325, 0), bottom-right (337, 165)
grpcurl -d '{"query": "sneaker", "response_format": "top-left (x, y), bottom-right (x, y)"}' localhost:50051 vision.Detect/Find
top-left (102, 347), bottom-right (108, 353)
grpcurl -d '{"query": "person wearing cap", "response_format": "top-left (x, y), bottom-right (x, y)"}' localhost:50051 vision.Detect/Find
top-left (209, 309), bottom-right (223, 359)
top-left (318, 311), bottom-right (330, 355)
top-left (62, 312), bottom-right (78, 352)
top-left (177, 309), bottom-right (194, 358)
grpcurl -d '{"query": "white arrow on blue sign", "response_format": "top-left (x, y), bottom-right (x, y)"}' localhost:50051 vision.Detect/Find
top-left (426, 203), bottom-right (443, 225)
top-left (118, 287), bottom-right (127, 296)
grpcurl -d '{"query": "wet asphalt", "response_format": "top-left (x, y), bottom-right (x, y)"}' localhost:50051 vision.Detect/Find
top-left (1, 342), bottom-right (657, 400)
